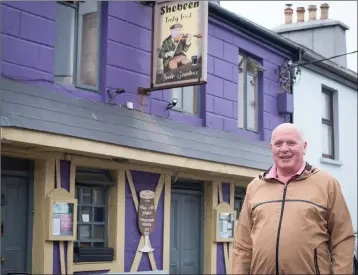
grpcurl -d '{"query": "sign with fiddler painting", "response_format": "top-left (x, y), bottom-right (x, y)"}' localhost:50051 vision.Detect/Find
top-left (151, 1), bottom-right (208, 89)
top-left (138, 190), bottom-right (156, 253)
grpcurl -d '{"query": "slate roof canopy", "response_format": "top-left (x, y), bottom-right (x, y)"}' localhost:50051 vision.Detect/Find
top-left (0, 77), bottom-right (274, 171)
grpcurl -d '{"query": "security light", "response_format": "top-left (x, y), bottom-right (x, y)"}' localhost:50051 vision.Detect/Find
top-left (166, 98), bottom-right (178, 110)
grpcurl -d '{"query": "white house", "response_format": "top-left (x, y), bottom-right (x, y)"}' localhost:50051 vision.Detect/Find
top-left (273, 3), bottom-right (358, 232)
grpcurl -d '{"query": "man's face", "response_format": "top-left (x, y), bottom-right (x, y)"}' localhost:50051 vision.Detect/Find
top-left (170, 27), bottom-right (181, 39)
top-left (270, 128), bottom-right (307, 173)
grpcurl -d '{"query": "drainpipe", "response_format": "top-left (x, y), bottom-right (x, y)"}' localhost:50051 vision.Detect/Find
top-left (290, 48), bottom-right (304, 123)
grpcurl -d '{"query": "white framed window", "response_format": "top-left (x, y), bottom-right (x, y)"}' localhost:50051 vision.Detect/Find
top-left (54, 1), bottom-right (101, 90)
top-left (170, 86), bottom-right (200, 115)
top-left (238, 53), bottom-right (264, 132)
top-left (321, 87), bottom-right (335, 159)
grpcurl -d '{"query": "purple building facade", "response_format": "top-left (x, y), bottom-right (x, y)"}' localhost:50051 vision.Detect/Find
top-left (0, 1), bottom-right (300, 274)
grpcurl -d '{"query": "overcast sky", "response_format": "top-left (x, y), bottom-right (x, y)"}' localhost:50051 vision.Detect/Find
top-left (220, 1), bottom-right (358, 72)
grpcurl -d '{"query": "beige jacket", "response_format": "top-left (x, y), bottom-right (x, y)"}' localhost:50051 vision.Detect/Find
top-left (232, 163), bottom-right (355, 274)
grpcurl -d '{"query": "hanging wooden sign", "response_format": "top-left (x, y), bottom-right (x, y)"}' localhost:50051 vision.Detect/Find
top-left (138, 190), bottom-right (156, 252)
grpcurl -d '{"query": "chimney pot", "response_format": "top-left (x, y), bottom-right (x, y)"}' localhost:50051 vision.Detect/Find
top-left (284, 4), bottom-right (293, 24)
top-left (308, 5), bottom-right (317, 20)
top-left (320, 3), bottom-right (329, 19)
top-left (296, 7), bottom-right (305, 23)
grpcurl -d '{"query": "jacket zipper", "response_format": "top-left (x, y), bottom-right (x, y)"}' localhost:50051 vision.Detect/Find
top-left (275, 173), bottom-right (303, 275)
top-left (314, 248), bottom-right (321, 275)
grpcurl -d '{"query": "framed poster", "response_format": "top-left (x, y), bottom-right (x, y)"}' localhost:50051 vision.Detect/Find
top-left (52, 202), bottom-right (74, 236)
top-left (215, 202), bottom-right (236, 242)
top-left (46, 188), bottom-right (78, 241)
top-left (151, 1), bottom-right (208, 89)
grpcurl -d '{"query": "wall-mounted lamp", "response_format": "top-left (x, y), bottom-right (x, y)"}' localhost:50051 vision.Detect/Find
top-left (277, 60), bottom-right (301, 93)
top-left (107, 88), bottom-right (126, 104)
top-left (166, 98), bottom-right (178, 110)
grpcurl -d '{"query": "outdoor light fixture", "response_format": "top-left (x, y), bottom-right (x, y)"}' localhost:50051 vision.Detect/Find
top-left (107, 88), bottom-right (126, 104)
top-left (166, 98), bottom-right (178, 110)
top-left (277, 60), bottom-right (301, 92)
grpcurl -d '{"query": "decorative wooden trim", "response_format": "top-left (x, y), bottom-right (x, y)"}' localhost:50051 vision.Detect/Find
top-left (217, 183), bottom-right (230, 274)
top-left (66, 162), bottom-right (76, 275)
top-left (228, 182), bottom-right (235, 268)
top-left (73, 262), bottom-right (119, 272)
top-left (72, 155), bottom-right (173, 176)
top-left (32, 158), bottom-right (55, 274)
top-left (203, 181), bottom-right (218, 274)
top-left (126, 170), bottom-right (165, 272)
top-left (60, 242), bottom-right (66, 274)
top-left (1, 146), bottom-right (66, 160)
top-left (162, 174), bottom-right (172, 271)
top-left (117, 170), bottom-right (126, 272)
top-left (1, 127), bottom-right (263, 178)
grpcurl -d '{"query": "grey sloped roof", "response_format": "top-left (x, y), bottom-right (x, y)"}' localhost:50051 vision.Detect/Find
top-left (0, 77), bottom-right (273, 170)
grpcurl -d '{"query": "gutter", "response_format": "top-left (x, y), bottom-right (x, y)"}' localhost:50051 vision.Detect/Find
top-left (209, 3), bottom-right (304, 58)
top-left (302, 53), bottom-right (358, 88)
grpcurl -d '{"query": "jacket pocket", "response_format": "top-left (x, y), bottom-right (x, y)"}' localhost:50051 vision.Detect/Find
top-left (314, 248), bottom-right (321, 275)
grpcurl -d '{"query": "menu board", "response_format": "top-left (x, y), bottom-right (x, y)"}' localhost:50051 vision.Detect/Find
top-left (218, 213), bottom-right (234, 239)
top-left (52, 202), bottom-right (74, 236)
top-left (138, 190), bottom-right (156, 236)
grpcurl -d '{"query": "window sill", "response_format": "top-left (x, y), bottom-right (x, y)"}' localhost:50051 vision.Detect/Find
top-left (320, 157), bottom-right (343, 167)
top-left (73, 261), bottom-right (118, 272)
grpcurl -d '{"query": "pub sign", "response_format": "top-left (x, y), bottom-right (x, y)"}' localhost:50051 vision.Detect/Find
top-left (151, 1), bottom-right (208, 89)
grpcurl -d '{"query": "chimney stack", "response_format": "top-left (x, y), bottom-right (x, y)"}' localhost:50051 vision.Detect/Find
top-left (284, 4), bottom-right (293, 24)
top-left (296, 7), bottom-right (305, 22)
top-left (320, 3), bottom-right (329, 19)
top-left (308, 5), bottom-right (317, 20)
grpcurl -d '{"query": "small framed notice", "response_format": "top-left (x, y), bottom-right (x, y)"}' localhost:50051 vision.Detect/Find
top-left (46, 188), bottom-right (78, 241)
top-left (215, 202), bottom-right (236, 243)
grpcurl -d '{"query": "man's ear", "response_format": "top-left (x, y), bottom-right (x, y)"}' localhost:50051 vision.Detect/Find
top-left (303, 141), bottom-right (307, 154)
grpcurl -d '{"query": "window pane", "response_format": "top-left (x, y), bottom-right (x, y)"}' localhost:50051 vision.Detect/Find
top-left (182, 86), bottom-right (195, 114)
top-left (79, 242), bottom-right (91, 248)
top-left (322, 123), bottom-right (333, 156)
top-left (54, 3), bottom-right (76, 84)
top-left (93, 207), bottom-right (105, 222)
top-left (246, 73), bottom-right (258, 131)
top-left (79, 225), bottom-right (91, 240)
top-left (93, 242), bottom-right (105, 247)
top-left (238, 54), bottom-right (244, 71)
top-left (171, 88), bottom-right (183, 109)
top-left (81, 206), bottom-right (92, 222)
top-left (322, 92), bottom-right (331, 120)
top-left (93, 189), bottom-right (104, 205)
top-left (238, 70), bottom-right (245, 128)
top-left (82, 189), bottom-right (92, 204)
top-left (77, 2), bottom-right (99, 87)
top-left (94, 225), bottom-right (105, 239)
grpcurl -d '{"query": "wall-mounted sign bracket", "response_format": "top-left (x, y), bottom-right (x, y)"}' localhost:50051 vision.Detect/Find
top-left (138, 80), bottom-right (207, 96)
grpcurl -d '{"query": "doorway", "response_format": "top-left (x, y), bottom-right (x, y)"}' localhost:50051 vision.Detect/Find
top-left (1, 157), bottom-right (33, 274)
top-left (170, 181), bottom-right (203, 274)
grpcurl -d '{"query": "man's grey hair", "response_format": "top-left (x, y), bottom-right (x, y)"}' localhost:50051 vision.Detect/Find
top-left (270, 123), bottom-right (306, 144)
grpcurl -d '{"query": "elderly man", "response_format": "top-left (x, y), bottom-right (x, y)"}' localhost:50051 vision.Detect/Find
top-left (232, 123), bottom-right (355, 274)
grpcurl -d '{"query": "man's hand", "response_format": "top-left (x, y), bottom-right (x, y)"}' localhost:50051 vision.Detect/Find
top-left (165, 51), bottom-right (175, 58)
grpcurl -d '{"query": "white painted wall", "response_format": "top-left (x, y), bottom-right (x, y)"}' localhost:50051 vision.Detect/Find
top-left (293, 67), bottom-right (357, 232)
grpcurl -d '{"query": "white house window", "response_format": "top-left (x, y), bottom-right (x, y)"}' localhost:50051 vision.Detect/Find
top-left (170, 86), bottom-right (200, 115)
top-left (321, 88), bottom-right (335, 159)
top-left (238, 53), bottom-right (264, 132)
top-left (54, 1), bottom-right (100, 90)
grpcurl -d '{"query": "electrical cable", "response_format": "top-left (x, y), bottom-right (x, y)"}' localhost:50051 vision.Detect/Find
top-left (295, 50), bottom-right (357, 67)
